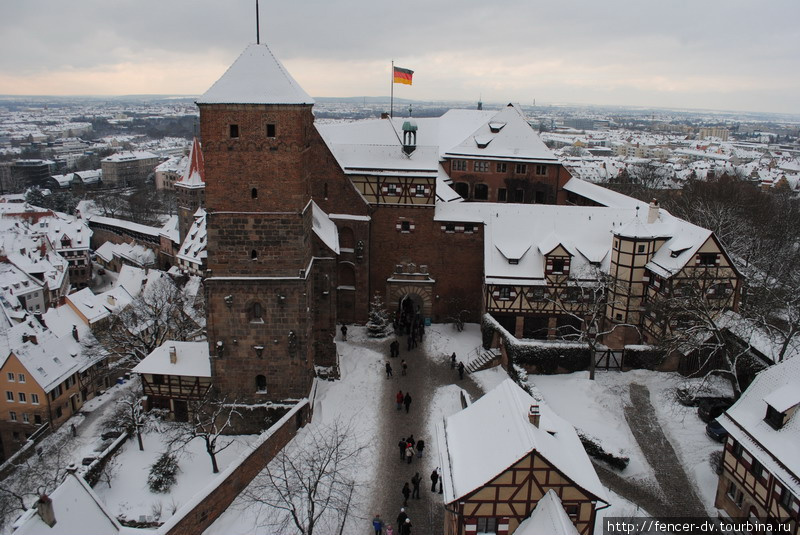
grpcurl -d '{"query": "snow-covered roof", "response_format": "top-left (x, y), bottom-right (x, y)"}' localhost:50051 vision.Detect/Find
top-left (175, 137), bottom-right (205, 188)
top-left (443, 105), bottom-right (557, 163)
top-left (438, 378), bottom-right (608, 505)
top-left (197, 43), bottom-right (313, 105)
top-left (718, 357), bottom-right (800, 497)
top-left (10, 325), bottom-right (83, 393)
top-left (101, 151), bottom-right (158, 162)
top-left (132, 341), bottom-right (211, 378)
top-left (159, 215), bottom-right (180, 244)
top-left (12, 472), bottom-right (122, 535)
top-left (515, 489), bottom-right (580, 535)
top-left (563, 177), bottom-right (647, 209)
top-left (87, 215), bottom-right (161, 238)
top-left (307, 201), bottom-right (340, 254)
top-left (176, 209), bottom-right (207, 266)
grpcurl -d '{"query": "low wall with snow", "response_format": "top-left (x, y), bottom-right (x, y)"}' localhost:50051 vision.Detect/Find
top-left (158, 399), bottom-right (311, 535)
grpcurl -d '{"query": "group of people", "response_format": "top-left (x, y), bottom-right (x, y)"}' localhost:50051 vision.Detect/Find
top-left (395, 390), bottom-right (412, 413)
top-left (398, 435), bottom-right (425, 464)
top-left (372, 508), bottom-right (414, 535)
top-left (450, 352), bottom-right (466, 379)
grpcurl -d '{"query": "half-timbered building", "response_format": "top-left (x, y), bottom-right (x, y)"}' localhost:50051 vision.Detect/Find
top-left (437, 379), bottom-right (608, 535)
top-left (715, 357), bottom-right (800, 534)
top-left (132, 341), bottom-right (212, 422)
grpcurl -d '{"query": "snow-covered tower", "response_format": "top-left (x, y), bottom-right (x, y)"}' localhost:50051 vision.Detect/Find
top-left (175, 137), bottom-right (205, 244)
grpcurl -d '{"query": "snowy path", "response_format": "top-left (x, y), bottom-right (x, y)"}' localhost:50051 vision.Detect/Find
top-left (622, 383), bottom-right (707, 517)
top-left (368, 326), bottom-right (485, 535)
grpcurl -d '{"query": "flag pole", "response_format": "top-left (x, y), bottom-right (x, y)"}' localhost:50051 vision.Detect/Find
top-left (390, 60), bottom-right (394, 118)
top-left (255, 0), bottom-right (260, 44)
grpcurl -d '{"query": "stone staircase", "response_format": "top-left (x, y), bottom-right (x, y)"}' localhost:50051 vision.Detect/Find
top-left (465, 347), bottom-right (501, 374)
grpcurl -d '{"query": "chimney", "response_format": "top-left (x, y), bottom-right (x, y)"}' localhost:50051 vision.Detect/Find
top-left (107, 295), bottom-right (116, 306)
top-left (29, 335), bottom-right (38, 345)
top-left (36, 494), bottom-right (57, 528)
top-left (647, 199), bottom-right (659, 224)
top-left (169, 346), bottom-right (177, 364)
top-left (528, 404), bottom-right (540, 428)
top-left (72, 325), bottom-right (79, 342)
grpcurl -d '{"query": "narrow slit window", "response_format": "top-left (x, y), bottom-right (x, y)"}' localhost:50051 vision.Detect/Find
top-left (266, 124), bottom-right (276, 138)
top-left (251, 188), bottom-right (258, 199)
top-left (251, 249), bottom-right (258, 260)
top-left (229, 124), bottom-right (239, 138)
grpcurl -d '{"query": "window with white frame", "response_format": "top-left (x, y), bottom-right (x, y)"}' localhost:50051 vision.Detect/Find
top-left (22, 413), bottom-right (29, 423)
top-left (31, 393), bottom-right (39, 405)
top-left (474, 161), bottom-right (489, 172)
top-left (515, 163), bottom-right (527, 174)
top-left (535, 164), bottom-right (547, 175)
top-left (496, 162), bottom-right (507, 173)
top-left (9, 411), bottom-right (16, 422)
top-left (18, 393), bottom-right (26, 403)
top-left (7, 372), bottom-right (14, 382)
top-left (6, 391), bottom-right (13, 402)
top-left (453, 160), bottom-right (467, 171)
top-left (18, 374), bottom-right (25, 383)
top-left (476, 518), bottom-right (497, 533)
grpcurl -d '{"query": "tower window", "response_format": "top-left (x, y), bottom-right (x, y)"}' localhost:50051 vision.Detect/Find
top-left (266, 124), bottom-right (276, 138)
top-left (251, 249), bottom-right (258, 260)
top-left (250, 302), bottom-right (263, 323)
top-left (229, 124), bottom-right (239, 138)
top-left (256, 375), bottom-right (267, 393)
top-left (251, 188), bottom-right (258, 199)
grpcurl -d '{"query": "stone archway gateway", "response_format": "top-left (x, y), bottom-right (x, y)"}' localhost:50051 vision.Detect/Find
top-left (386, 282), bottom-right (433, 321)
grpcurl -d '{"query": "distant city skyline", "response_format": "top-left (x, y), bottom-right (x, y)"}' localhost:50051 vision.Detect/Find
top-left (0, 1), bottom-right (798, 115)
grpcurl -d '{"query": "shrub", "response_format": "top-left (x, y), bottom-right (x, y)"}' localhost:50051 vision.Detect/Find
top-left (709, 450), bottom-right (724, 475)
top-left (147, 453), bottom-right (180, 493)
top-left (622, 345), bottom-right (664, 370)
top-left (578, 433), bottom-right (629, 470)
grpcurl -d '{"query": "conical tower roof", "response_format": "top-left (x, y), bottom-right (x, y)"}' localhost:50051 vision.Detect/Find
top-left (176, 137), bottom-right (205, 188)
top-left (197, 43), bottom-right (313, 105)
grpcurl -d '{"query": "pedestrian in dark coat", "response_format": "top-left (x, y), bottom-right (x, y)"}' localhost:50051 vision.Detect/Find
top-left (391, 340), bottom-right (399, 358)
top-left (401, 359), bottom-right (408, 376)
top-left (416, 439), bottom-right (425, 458)
top-left (386, 362), bottom-right (393, 378)
top-left (397, 509), bottom-right (407, 528)
top-left (396, 390), bottom-right (404, 410)
top-left (430, 468), bottom-right (439, 492)
top-left (450, 352), bottom-right (456, 368)
top-left (340, 324), bottom-right (347, 341)
top-left (403, 392), bottom-right (412, 413)
top-left (407, 435), bottom-right (415, 449)
top-left (373, 514), bottom-right (384, 534)
top-left (457, 361), bottom-right (465, 380)
top-left (401, 517), bottom-right (413, 535)
top-left (398, 438), bottom-right (407, 461)
top-left (402, 482), bottom-right (411, 506)
top-left (411, 472), bottom-right (421, 499)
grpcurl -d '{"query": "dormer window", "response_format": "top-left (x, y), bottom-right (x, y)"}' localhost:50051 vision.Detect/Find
top-left (547, 258), bottom-right (567, 275)
top-left (763, 385), bottom-right (799, 430)
top-left (508, 258), bottom-right (519, 265)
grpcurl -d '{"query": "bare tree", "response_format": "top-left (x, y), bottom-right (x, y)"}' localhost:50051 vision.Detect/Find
top-left (169, 392), bottom-right (241, 474)
top-left (647, 278), bottom-right (762, 398)
top-left (91, 275), bottom-right (203, 372)
top-left (547, 266), bottom-right (639, 379)
top-left (0, 433), bottom-right (77, 529)
top-left (103, 380), bottom-right (148, 451)
top-left (243, 420), bottom-right (365, 535)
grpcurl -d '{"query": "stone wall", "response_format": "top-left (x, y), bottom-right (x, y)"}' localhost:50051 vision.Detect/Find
top-left (161, 399), bottom-right (311, 535)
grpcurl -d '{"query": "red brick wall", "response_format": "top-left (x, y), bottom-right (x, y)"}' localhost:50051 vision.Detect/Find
top-left (368, 205), bottom-right (484, 322)
top-left (163, 401), bottom-right (311, 535)
top-left (446, 160), bottom-right (571, 205)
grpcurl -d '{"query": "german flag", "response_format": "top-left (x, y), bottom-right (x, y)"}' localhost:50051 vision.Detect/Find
top-left (393, 66), bottom-right (414, 85)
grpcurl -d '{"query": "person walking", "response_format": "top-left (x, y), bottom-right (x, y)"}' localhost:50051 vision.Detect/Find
top-left (416, 439), bottom-right (425, 458)
top-left (398, 438), bottom-right (407, 461)
top-left (340, 324), bottom-right (347, 341)
top-left (405, 443), bottom-right (414, 464)
top-left (457, 361), bottom-right (465, 380)
top-left (373, 514), bottom-right (384, 535)
top-left (407, 434), bottom-right (415, 449)
top-left (411, 472), bottom-right (421, 499)
top-left (400, 517), bottom-right (413, 535)
top-left (401, 359), bottom-right (408, 376)
top-left (395, 390), bottom-right (404, 410)
top-left (430, 468), bottom-right (439, 492)
top-left (402, 482), bottom-right (411, 506)
top-left (386, 362), bottom-right (393, 379)
top-left (396, 509), bottom-right (407, 529)
top-left (403, 392), bottom-right (412, 413)
top-left (450, 352), bottom-right (456, 369)
top-left (391, 339), bottom-right (399, 358)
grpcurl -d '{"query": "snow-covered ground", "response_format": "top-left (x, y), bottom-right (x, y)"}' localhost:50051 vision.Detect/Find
top-left (521, 369), bottom-right (730, 513)
top-left (93, 430), bottom-right (258, 524)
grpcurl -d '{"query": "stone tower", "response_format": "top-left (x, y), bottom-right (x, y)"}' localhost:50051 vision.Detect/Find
top-left (198, 43), bottom-right (334, 404)
top-left (175, 136), bottom-right (205, 244)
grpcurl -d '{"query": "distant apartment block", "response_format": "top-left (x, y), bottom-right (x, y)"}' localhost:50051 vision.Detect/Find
top-left (10, 159), bottom-right (56, 189)
top-left (699, 127), bottom-right (730, 141)
top-left (100, 151), bottom-right (159, 187)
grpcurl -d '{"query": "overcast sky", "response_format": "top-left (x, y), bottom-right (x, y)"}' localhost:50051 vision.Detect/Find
top-left (1, 1), bottom-right (798, 114)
